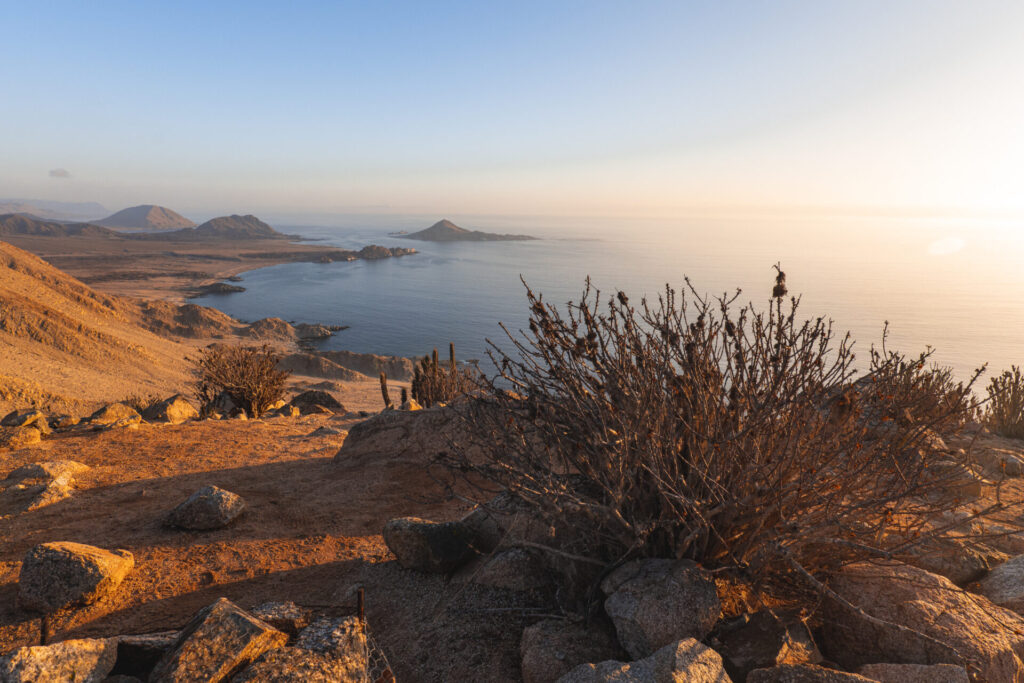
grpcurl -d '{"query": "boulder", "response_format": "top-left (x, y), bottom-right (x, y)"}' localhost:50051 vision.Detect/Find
top-left (858, 663), bottom-right (970, 682)
top-left (290, 390), bottom-right (346, 415)
top-left (50, 414), bottom-right (81, 429)
top-left (0, 460), bottom-right (90, 514)
top-left (0, 637), bottom-right (117, 683)
top-left (715, 611), bottom-right (821, 680)
top-left (142, 395), bottom-right (199, 424)
top-left (909, 539), bottom-right (1008, 585)
top-left (472, 548), bottom-right (556, 593)
top-left (165, 485), bottom-right (246, 530)
top-left (0, 425), bottom-right (42, 450)
top-left (557, 637), bottom-right (732, 683)
top-left (383, 516), bottom-right (477, 573)
top-left (601, 559), bottom-right (721, 659)
top-left (148, 597), bottom-right (287, 682)
top-left (233, 647), bottom-right (358, 682)
top-left (334, 404), bottom-right (485, 467)
top-left (820, 561), bottom-right (1024, 682)
top-left (460, 504), bottom-right (505, 553)
top-left (18, 542), bottom-right (134, 612)
top-left (747, 664), bottom-right (875, 682)
top-left (88, 403), bottom-right (142, 427)
top-left (980, 553), bottom-right (1024, 613)
top-left (293, 616), bottom-right (369, 680)
top-left (250, 601), bottom-right (312, 635)
top-left (275, 405), bottom-right (300, 418)
top-left (2, 408), bottom-right (52, 434)
top-left (521, 619), bottom-right (623, 683)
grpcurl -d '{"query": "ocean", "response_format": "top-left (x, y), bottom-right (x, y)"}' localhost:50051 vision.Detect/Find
top-left (191, 213), bottom-right (1024, 385)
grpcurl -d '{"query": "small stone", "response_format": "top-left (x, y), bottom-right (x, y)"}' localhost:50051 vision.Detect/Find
top-left (18, 542), bottom-right (134, 613)
top-left (400, 398), bottom-right (423, 411)
top-left (165, 485), bottom-right (246, 530)
top-left (383, 516), bottom-right (477, 573)
top-left (148, 598), bottom-right (287, 682)
top-left (0, 637), bottom-right (117, 683)
top-left (601, 559), bottom-right (721, 659)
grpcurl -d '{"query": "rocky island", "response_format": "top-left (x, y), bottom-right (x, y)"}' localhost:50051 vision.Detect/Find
top-left (401, 219), bottom-right (537, 242)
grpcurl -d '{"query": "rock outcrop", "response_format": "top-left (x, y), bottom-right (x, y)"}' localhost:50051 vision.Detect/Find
top-left (165, 485), bottom-right (246, 530)
top-left (0, 460), bottom-right (90, 514)
top-left (142, 395), bottom-right (199, 424)
top-left (601, 559), bottom-right (721, 659)
top-left (980, 553), bottom-right (1024, 613)
top-left (18, 542), bottom-right (134, 612)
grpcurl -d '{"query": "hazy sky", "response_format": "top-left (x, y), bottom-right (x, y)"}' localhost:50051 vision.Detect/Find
top-left (3, 1), bottom-right (1024, 217)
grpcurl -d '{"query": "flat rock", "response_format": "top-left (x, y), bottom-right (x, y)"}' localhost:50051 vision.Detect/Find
top-left (0, 425), bottom-right (42, 450)
top-left (232, 646), bottom-right (358, 682)
top-left (747, 664), bottom-right (874, 682)
top-left (165, 485), bottom-right (246, 530)
top-left (820, 561), bottom-right (1024, 682)
top-left (142, 395), bottom-right (199, 424)
top-left (521, 619), bottom-right (623, 683)
top-left (148, 597), bottom-right (287, 682)
top-left (858, 662), bottom-right (970, 682)
top-left (0, 637), bottom-right (117, 682)
top-left (0, 460), bottom-right (90, 514)
top-left (18, 541), bottom-right (134, 612)
top-left (383, 516), bottom-right (477, 573)
top-left (601, 559), bottom-right (721, 659)
top-left (557, 637), bottom-right (732, 683)
top-left (88, 403), bottom-right (142, 427)
top-left (250, 601), bottom-right (312, 635)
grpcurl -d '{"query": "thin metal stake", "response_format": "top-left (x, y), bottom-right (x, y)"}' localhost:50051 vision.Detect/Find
top-left (357, 588), bottom-right (365, 625)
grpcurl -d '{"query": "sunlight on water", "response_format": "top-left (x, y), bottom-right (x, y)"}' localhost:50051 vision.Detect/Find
top-left (193, 214), bottom-right (1024, 383)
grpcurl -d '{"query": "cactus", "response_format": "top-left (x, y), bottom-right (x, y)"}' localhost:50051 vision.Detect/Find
top-left (379, 372), bottom-right (392, 408)
top-left (411, 342), bottom-right (476, 408)
top-left (400, 386), bottom-right (408, 404)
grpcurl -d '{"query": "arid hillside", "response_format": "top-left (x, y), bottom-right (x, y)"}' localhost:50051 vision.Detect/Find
top-left (0, 241), bottom-right (195, 414)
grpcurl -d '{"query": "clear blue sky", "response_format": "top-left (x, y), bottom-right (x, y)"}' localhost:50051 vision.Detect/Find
top-left (2, 1), bottom-right (1023, 217)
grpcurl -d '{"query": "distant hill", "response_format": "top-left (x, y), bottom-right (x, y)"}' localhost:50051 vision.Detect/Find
top-left (0, 198), bottom-right (108, 221)
top-left (96, 204), bottom-right (195, 230)
top-left (402, 219), bottom-right (536, 242)
top-left (0, 214), bottom-right (118, 238)
top-left (147, 214), bottom-right (293, 241)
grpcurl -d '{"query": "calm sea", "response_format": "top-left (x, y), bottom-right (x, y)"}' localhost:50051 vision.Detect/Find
top-left (191, 213), bottom-right (1024, 384)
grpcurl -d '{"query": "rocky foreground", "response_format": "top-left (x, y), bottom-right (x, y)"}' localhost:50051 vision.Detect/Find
top-left (2, 397), bottom-right (1024, 681)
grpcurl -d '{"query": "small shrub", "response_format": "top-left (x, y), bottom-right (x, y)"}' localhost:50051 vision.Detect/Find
top-left (411, 343), bottom-right (479, 407)
top-left (194, 344), bottom-right (290, 417)
top-left (985, 365), bottom-right (1024, 439)
top-left (444, 269), bottom-right (995, 602)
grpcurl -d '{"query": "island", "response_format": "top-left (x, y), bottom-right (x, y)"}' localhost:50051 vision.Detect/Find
top-left (401, 219), bottom-right (537, 242)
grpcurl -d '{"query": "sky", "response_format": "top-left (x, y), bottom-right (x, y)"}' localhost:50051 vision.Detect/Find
top-left (2, 1), bottom-right (1024, 218)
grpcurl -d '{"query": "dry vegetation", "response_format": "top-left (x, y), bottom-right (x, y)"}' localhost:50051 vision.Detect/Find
top-left (986, 365), bottom-right (1024, 439)
top-left (445, 267), bottom-right (1006, 603)
top-left (194, 344), bottom-right (291, 418)
top-left (410, 343), bottom-right (480, 408)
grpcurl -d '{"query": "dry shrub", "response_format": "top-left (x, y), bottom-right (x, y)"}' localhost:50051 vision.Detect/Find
top-left (985, 365), bottom-right (1024, 439)
top-left (445, 268), bottom-right (999, 597)
top-left (194, 344), bottom-right (290, 417)
top-left (411, 343), bottom-right (480, 408)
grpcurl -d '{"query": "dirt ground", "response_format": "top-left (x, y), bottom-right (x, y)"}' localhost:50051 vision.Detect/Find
top-left (0, 402), bottom-right (527, 680)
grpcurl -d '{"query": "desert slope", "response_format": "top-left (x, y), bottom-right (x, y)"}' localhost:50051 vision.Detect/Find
top-left (0, 241), bottom-right (194, 412)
